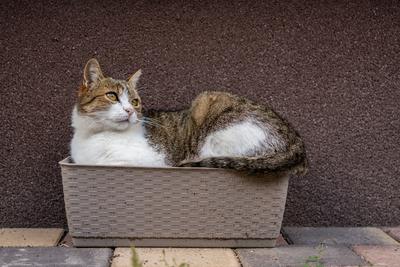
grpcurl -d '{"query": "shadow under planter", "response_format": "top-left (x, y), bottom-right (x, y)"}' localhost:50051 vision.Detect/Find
top-left (59, 157), bottom-right (289, 248)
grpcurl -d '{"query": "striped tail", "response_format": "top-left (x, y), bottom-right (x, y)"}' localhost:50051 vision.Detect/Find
top-left (178, 142), bottom-right (308, 175)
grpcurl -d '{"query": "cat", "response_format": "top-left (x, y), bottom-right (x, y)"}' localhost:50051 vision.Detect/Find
top-left (71, 59), bottom-right (308, 175)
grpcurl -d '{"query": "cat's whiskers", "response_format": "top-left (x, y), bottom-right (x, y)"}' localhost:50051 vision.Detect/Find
top-left (140, 118), bottom-right (169, 130)
top-left (138, 119), bottom-right (165, 130)
top-left (142, 117), bottom-right (165, 127)
top-left (137, 118), bottom-right (173, 139)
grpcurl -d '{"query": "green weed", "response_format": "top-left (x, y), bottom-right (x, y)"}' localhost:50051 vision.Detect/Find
top-left (131, 246), bottom-right (142, 267)
top-left (303, 243), bottom-right (325, 267)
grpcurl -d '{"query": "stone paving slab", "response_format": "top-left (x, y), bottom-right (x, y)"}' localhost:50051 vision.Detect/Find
top-left (353, 245), bottom-right (400, 267)
top-left (382, 227), bottom-right (400, 243)
top-left (283, 227), bottom-right (398, 245)
top-left (0, 228), bottom-right (64, 247)
top-left (111, 248), bottom-right (241, 267)
top-left (236, 245), bottom-right (368, 267)
top-left (0, 248), bottom-right (113, 267)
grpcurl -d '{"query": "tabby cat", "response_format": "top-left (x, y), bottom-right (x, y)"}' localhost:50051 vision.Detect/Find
top-left (71, 59), bottom-right (308, 175)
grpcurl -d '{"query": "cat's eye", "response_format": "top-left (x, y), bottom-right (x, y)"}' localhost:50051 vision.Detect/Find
top-left (131, 98), bottom-right (140, 107)
top-left (106, 92), bottom-right (118, 101)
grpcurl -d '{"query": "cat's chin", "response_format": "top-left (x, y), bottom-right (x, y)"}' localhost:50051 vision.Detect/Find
top-left (108, 120), bottom-right (131, 131)
top-left (108, 119), bottom-right (141, 131)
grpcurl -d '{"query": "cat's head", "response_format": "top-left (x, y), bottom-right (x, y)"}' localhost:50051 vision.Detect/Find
top-left (75, 59), bottom-right (143, 131)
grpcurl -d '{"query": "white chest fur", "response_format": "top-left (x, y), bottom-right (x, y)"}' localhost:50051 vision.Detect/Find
top-left (70, 110), bottom-right (167, 167)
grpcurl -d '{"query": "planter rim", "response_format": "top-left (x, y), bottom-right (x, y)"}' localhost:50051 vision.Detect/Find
top-left (60, 156), bottom-right (261, 173)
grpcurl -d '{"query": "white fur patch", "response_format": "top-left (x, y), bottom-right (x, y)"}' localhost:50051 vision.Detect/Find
top-left (119, 89), bottom-right (132, 111)
top-left (200, 119), bottom-right (285, 158)
top-left (71, 107), bottom-right (167, 167)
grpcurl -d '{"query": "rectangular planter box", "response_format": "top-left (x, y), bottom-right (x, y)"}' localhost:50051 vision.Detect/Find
top-left (60, 157), bottom-right (289, 247)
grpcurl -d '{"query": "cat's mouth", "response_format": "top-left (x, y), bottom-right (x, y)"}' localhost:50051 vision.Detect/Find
top-left (114, 117), bottom-right (129, 123)
top-left (113, 113), bottom-right (139, 124)
top-left (114, 117), bottom-right (139, 124)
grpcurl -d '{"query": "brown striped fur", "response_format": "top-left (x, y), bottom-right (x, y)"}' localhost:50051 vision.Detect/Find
top-left (77, 59), bottom-right (308, 175)
top-left (145, 91), bottom-right (308, 175)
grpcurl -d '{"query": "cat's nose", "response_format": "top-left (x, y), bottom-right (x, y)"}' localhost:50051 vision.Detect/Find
top-left (124, 107), bottom-right (134, 115)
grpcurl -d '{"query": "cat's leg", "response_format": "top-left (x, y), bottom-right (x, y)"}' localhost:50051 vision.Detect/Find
top-left (199, 119), bottom-right (284, 158)
top-left (178, 119), bottom-right (278, 167)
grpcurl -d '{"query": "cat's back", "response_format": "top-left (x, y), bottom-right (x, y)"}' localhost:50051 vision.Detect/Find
top-left (189, 91), bottom-right (266, 128)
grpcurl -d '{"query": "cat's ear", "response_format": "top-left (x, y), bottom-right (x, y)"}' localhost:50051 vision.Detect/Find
top-left (128, 69), bottom-right (142, 89)
top-left (83, 58), bottom-right (104, 88)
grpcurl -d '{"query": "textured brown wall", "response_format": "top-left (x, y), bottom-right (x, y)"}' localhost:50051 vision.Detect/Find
top-left (0, 0), bottom-right (399, 227)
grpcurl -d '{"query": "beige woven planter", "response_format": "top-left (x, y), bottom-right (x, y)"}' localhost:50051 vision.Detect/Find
top-left (60, 157), bottom-right (289, 247)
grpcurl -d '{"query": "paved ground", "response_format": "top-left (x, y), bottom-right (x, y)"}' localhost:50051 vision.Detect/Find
top-left (0, 227), bottom-right (399, 266)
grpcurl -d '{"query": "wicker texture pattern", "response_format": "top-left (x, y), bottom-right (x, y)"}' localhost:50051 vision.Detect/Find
top-left (60, 158), bottom-right (289, 241)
